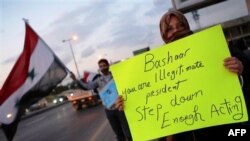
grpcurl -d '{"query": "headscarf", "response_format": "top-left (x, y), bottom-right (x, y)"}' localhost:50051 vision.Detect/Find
top-left (159, 10), bottom-right (192, 43)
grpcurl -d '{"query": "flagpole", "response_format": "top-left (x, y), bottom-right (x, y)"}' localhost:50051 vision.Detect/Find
top-left (22, 19), bottom-right (71, 73)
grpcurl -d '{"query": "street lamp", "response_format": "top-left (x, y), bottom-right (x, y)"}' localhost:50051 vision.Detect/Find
top-left (98, 53), bottom-right (107, 59)
top-left (62, 35), bottom-right (81, 79)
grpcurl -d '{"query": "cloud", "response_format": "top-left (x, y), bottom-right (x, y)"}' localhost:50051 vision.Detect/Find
top-left (42, 0), bottom-right (172, 72)
top-left (146, 0), bottom-right (172, 17)
top-left (47, 0), bottom-right (114, 41)
top-left (62, 54), bottom-right (73, 65)
top-left (81, 46), bottom-right (95, 58)
top-left (92, 2), bottom-right (169, 50)
top-left (2, 56), bottom-right (18, 65)
top-left (153, 0), bottom-right (168, 6)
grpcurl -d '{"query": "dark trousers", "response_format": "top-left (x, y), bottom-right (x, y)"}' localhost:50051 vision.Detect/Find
top-left (105, 109), bottom-right (132, 141)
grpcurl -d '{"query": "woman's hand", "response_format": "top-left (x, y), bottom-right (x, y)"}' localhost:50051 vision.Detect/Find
top-left (224, 57), bottom-right (243, 75)
top-left (115, 96), bottom-right (124, 111)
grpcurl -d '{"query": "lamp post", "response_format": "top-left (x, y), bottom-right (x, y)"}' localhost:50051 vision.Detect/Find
top-left (62, 35), bottom-right (81, 79)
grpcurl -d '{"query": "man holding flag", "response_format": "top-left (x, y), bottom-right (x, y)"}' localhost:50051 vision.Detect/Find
top-left (0, 21), bottom-right (68, 141)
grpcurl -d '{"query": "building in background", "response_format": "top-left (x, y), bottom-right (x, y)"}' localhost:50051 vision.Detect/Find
top-left (171, 0), bottom-right (250, 47)
top-left (223, 15), bottom-right (250, 46)
top-left (171, 0), bottom-right (226, 13)
top-left (133, 47), bottom-right (150, 56)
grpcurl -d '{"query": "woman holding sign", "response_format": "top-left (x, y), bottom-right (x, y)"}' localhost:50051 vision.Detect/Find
top-left (116, 10), bottom-right (249, 141)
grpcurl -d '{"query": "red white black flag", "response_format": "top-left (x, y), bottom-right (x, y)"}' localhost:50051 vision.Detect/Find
top-left (0, 22), bottom-right (68, 140)
top-left (82, 71), bottom-right (100, 83)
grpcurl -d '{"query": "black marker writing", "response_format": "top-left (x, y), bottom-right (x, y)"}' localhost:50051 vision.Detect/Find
top-left (173, 105), bottom-right (205, 125)
top-left (144, 48), bottom-right (190, 72)
top-left (136, 104), bottom-right (163, 121)
top-left (170, 90), bottom-right (203, 107)
top-left (210, 96), bottom-right (244, 120)
top-left (146, 79), bottom-right (187, 104)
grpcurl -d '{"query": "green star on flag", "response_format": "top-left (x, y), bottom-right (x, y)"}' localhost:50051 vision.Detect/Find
top-left (27, 68), bottom-right (36, 81)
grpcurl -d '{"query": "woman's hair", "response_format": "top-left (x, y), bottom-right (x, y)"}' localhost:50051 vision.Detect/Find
top-left (159, 10), bottom-right (191, 43)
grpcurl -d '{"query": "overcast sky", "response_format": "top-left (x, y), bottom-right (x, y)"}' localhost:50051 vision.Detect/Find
top-left (0, 0), bottom-right (249, 87)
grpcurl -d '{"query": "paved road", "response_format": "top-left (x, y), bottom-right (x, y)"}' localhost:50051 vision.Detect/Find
top-left (0, 103), bottom-right (116, 141)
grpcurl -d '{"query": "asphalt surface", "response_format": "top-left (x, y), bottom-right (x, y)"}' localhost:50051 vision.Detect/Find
top-left (0, 102), bottom-right (116, 141)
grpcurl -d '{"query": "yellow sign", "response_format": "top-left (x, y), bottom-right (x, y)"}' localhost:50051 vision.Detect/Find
top-left (110, 25), bottom-right (248, 141)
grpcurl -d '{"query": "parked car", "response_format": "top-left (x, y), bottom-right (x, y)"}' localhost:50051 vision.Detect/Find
top-left (27, 99), bottom-right (47, 112)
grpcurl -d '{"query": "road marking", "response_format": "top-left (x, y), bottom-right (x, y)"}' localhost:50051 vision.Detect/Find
top-left (89, 119), bottom-right (109, 141)
top-left (23, 116), bottom-right (46, 127)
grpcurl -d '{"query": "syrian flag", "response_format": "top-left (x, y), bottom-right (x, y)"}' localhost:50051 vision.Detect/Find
top-left (0, 22), bottom-right (68, 141)
top-left (82, 71), bottom-right (100, 83)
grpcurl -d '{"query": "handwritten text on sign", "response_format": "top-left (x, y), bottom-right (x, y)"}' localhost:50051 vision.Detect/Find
top-left (110, 25), bottom-right (248, 141)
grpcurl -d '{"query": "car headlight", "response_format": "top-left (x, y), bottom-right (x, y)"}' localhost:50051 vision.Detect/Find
top-left (59, 98), bottom-right (63, 102)
top-left (53, 99), bottom-right (58, 104)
